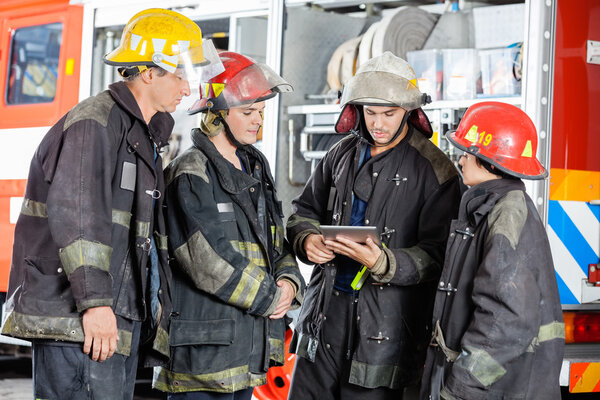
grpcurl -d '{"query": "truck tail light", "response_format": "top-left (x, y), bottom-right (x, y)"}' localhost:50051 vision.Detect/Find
top-left (564, 312), bottom-right (600, 343)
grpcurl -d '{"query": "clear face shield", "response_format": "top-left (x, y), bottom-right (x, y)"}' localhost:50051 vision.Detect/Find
top-left (188, 61), bottom-right (293, 114)
top-left (153, 39), bottom-right (224, 85)
top-left (220, 62), bottom-right (293, 108)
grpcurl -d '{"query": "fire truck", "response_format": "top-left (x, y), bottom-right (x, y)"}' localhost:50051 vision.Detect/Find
top-left (0, 0), bottom-right (598, 398)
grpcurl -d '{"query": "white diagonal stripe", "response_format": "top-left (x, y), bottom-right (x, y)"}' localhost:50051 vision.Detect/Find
top-left (152, 38), bottom-right (167, 53)
top-left (560, 200), bottom-right (599, 258)
top-left (177, 40), bottom-right (190, 54)
top-left (548, 225), bottom-right (585, 303)
top-left (130, 33), bottom-right (142, 51)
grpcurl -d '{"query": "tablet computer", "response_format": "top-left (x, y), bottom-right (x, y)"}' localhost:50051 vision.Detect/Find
top-left (320, 225), bottom-right (380, 245)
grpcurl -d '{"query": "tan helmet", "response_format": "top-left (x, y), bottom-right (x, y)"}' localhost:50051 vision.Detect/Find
top-left (339, 51), bottom-right (428, 110)
top-left (103, 8), bottom-right (205, 74)
top-left (335, 51), bottom-right (432, 138)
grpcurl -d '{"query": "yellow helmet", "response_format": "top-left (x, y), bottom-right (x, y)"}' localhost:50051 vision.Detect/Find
top-left (104, 8), bottom-right (205, 73)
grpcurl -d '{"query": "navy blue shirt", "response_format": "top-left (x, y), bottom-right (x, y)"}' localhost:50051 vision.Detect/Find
top-left (334, 145), bottom-right (371, 293)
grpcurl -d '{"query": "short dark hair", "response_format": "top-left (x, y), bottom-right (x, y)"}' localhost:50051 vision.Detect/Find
top-left (475, 157), bottom-right (519, 180)
top-left (120, 66), bottom-right (167, 81)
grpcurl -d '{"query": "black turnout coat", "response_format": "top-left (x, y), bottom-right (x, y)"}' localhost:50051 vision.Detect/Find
top-left (420, 178), bottom-right (565, 400)
top-left (287, 123), bottom-right (461, 389)
top-left (2, 81), bottom-right (173, 365)
top-left (154, 130), bottom-right (304, 393)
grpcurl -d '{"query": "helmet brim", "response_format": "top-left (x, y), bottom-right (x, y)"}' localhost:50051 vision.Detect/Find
top-left (446, 130), bottom-right (548, 180)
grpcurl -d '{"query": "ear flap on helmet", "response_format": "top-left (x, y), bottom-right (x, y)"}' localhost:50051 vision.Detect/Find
top-left (335, 104), bottom-right (359, 133)
top-left (409, 108), bottom-right (433, 139)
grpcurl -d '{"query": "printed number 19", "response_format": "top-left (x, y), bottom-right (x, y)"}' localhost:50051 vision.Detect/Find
top-left (478, 133), bottom-right (492, 146)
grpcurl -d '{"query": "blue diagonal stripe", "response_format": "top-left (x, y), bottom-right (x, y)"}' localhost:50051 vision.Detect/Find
top-left (587, 203), bottom-right (600, 224)
top-left (555, 270), bottom-right (578, 305)
top-left (548, 201), bottom-right (597, 275)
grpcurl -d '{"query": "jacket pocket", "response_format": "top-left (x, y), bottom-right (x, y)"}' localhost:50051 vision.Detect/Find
top-left (217, 202), bottom-right (238, 239)
top-left (21, 257), bottom-right (75, 315)
top-left (169, 319), bottom-right (235, 346)
top-left (113, 248), bottom-right (143, 321)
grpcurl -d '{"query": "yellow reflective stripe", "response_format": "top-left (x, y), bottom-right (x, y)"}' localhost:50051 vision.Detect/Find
top-left (152, 326), bottom-right (169, 357)
top-left (58, 239), bottom-right (112, 276)
top-left (154, 364), bottom-right (266, 393)
top-left (112, 209), bottom-right (131, 229)
top-left (269, 337), bottom-right (284, 364)
top-left (274, 254), bottom-right (296, 272)
top-left (231, 241), bottom-right (267, 267)
top-left (538, 321), bottom-right (565, 342)
top-left (135, 221), bottom-right (150, 238)
top-left (116, 329), bottom-right (133, 356)
top-left (21, 198), bottom-right (47, 218)
top-left (3, 311), bottom-right (132, 356)
top-left (154, 232), bottom-right (168, 251)
top-left (229, 262), bottom-right (264, 309)
top-left (455, 345), bottom-right (506, 387)
top-left (271, 225), bottom-right (283, 249)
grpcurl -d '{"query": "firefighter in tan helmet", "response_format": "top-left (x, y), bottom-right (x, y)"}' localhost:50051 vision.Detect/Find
top-left (286, 51), bottom-right (461, 399)
top-left (2, 8), bottom-right (221, 399)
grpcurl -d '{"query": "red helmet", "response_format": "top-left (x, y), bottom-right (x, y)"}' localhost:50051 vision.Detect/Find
top-left (447, 102), bottom-right (547, 179)
top-left (188, 51), bottom-right (292, 114)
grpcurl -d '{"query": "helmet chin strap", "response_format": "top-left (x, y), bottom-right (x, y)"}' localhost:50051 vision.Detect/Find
top-left (350, 110), bottom-right (411, 148)
top-left (214, 113), bottom-right (246, 149)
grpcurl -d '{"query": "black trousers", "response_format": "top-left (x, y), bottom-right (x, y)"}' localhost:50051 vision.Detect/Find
top-left (288, 290), bottom-right (404, 400)
top-left (32, 321), bottom-right (141, 400)
top-left (167, 388), bottom-right (254, 400)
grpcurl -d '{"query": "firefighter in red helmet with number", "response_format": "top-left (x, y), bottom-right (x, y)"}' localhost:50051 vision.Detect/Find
top-left (153, 51), bottom-right (304, 400)
top-left (420, 102), bottom-right (565, 400)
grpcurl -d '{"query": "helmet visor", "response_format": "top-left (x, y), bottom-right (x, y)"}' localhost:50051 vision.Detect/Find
top-left (176, 39), bottom-right (224, 86)
top-left (221, 63), bottom-right (293, 108)
top-left (189, 62), bottom-right (292, 113)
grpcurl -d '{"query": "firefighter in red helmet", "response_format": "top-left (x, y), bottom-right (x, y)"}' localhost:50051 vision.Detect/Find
top-left (153, 51), bottom-right (304, 400)
top-left (420, 102), bottom-right (565, 400)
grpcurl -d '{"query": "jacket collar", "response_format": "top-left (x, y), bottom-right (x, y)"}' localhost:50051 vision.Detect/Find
top-left (191, 128), bottom-right (258, 194)
top-left (108, 81), bottom-right (174, 149)
top-left (460, 178), bottom-right (525, 226)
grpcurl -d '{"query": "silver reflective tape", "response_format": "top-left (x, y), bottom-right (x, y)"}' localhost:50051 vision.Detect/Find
top-left (217, 202), bottom-right (234, 213)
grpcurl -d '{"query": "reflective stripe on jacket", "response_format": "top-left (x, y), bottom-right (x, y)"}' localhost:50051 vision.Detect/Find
top-left (420, 178), bottom-right (565, 400)
top-left (154, 130), bottom-right (304, 393)
top-left (2, 81), bottom-right (173, 364)
top-left (287, 126), bottom-right (461, 389)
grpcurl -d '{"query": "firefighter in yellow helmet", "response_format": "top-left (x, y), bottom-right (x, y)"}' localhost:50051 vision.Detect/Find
top-left (1, 8), bottom-right (219, 400)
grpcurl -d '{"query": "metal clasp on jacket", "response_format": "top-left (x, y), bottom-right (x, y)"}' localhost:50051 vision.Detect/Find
top-left (332, 213), bottom-right (340, 222)
top-left (438, 281), bottom-right (457, 295)
top-left (145, 189), bottom-right (161, 199)
top-left (368, 332), bottom-right (390, 343)
top-left (455, 227), bottom-right (474, 239)
top-left (381, 227), bottom-right (395, 241)
top-left (138, 237), bottom-right (152, 254)
top-left (388, 174), bottom-right (407, 186)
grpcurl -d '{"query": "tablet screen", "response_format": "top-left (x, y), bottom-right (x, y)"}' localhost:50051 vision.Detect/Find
top-left (320, 225), bottom-right (380, 245)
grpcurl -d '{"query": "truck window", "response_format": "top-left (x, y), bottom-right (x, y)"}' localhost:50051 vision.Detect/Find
top-left (6, 22), bottom-right (63, 105)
